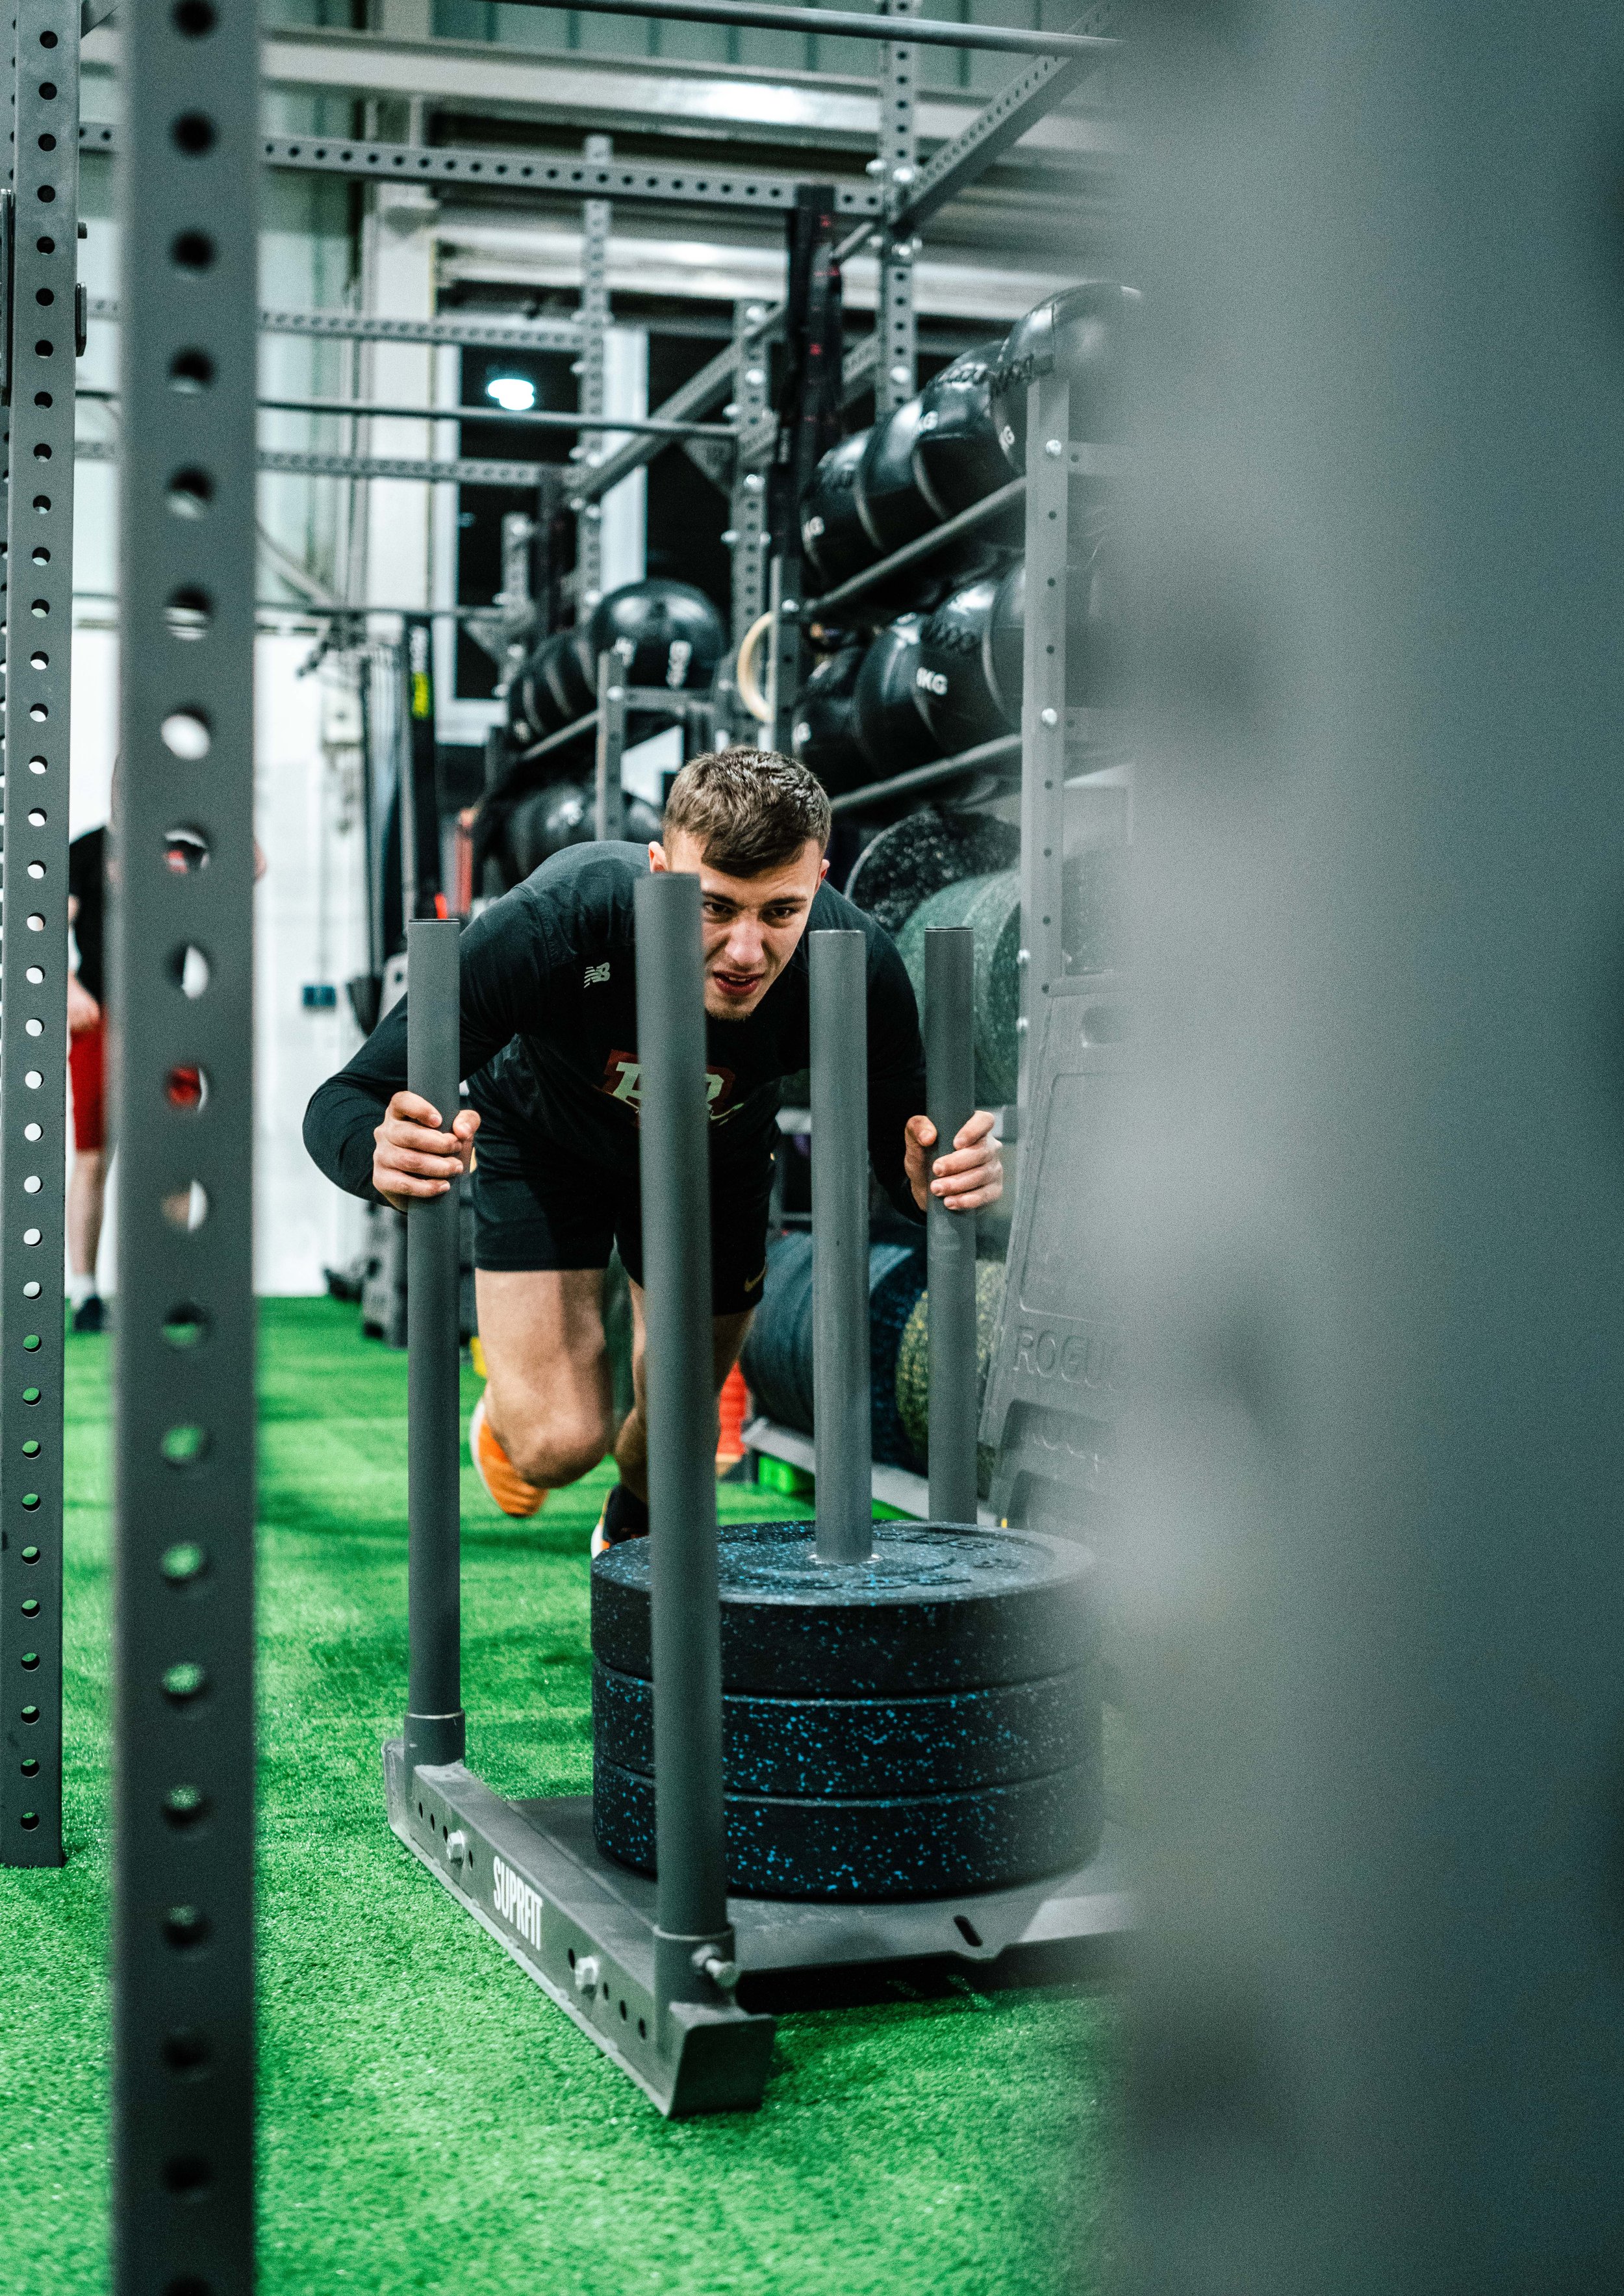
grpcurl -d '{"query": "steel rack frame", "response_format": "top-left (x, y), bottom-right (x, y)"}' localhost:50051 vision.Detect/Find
top-left (726, 298), bottom-right (772, 648)
top-left (496, 654), bottom-right (715, 808)
top-left (73, 3), bottom-right (1118, 679)
top-left (82, 119), bottom-right (890, 221)
top-left (386, 886), bottom-right (1128, 2121)
top-left (1013, 413), bottom-right (1132, 1121)
top-left (75, 437), bottom-right (569, 489)
top-left (559, 10), bottom-right (1117, 511)
top-left (768, 6), bottom-right (1124, 798)
top-left (826, 730), bottom-right (1021, 816)
top-left (574, 134), bottom-right (613, 607)
top-left (87, 290), bottom-right (586, 353)
top-left (77, 381), bottom-right (733, 440)
top-left (17, 0), bottom-right (1129, 2257)
top-left (110, 0), bottom-right (260, 2281)
top-left (874, 0), bottom-right (921, 418)
top-left (0, 0), bottom-right (81, 1872)
top-left (804, 472), bottom-right (1026, 617)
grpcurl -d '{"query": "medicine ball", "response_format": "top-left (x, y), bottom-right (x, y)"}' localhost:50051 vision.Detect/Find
top-left (507, 631), bottom-right (572, 746)
top-left (987, 520), bottom-right (1123, 719)
top-left (844, 805), bottom-right (1019, 940)
top-left (991, 280), bottom-right (1141, 474)
top-left (854, 397), bottom-right (1001, 610)
top-left (856, 398), bottom-right (937, 556)
top-left (582, 578), bottom-right (726, 696)
top-left (622, 794), bottom-right (663, 845)
top-left (800, 429), bottom-right (878, 593)
top-left (852, 617), bottom-right (938, 778)
top-left (914, 576), bottom-right (1011, 755)
top-left (913, 344), bottom-right (1022, 532)
top-left (542, 623), bottom-right (598, 726)
top-left (791, 643), bottom-right (869, 797)
top-left (504, 778), bottom-right (592, 880)
top-left (505, 780), bottom-right (663, 879)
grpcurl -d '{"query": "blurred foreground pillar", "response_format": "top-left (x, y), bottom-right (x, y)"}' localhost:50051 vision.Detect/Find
top-left (1123, 5), bottom-right (1624, 2289)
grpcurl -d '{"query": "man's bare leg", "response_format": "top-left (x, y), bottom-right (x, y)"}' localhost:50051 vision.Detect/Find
top-left (474, 1266), bottom-right (617, 1492)
top-left (613, 1281), bottom-right (752, 1501)
top-left (68, 1148), bottom-right (107, 1282)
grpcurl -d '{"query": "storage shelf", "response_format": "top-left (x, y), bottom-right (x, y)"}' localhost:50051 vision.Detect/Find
top-left (741, 1414), bottom-right (996, 1526)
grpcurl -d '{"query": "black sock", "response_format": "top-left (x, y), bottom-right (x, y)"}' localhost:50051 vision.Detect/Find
top-left (603, 1483), bottom-right (650, 1541)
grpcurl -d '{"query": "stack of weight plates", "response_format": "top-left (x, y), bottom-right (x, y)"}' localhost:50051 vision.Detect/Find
top-left (591, 1520), bottom-right (1100, 1901)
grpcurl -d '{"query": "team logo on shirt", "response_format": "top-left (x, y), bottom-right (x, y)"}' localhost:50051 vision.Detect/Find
top-left (601, 1050), bottom-right (739, 1123)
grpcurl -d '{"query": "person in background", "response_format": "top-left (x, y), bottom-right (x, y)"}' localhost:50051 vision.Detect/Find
top-left (67, 801), bottom-right (265, 1329)
top-left (67, 824), bottom-right (108, 1334)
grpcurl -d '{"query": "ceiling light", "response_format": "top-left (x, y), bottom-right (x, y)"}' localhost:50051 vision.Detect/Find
top-left (485, 374), bottom-right (537, 414)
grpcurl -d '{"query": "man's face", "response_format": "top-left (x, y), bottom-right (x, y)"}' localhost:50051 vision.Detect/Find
top-left (650, 830), bottom-right (828, 1021)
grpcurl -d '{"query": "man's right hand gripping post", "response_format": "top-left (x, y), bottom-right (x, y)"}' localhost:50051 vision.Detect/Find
top-left (372, 1090), bottom-right (481, 1212)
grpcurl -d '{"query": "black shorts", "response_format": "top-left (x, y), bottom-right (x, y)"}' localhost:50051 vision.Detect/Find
top-left (470, 1110), bottom-right (773, 1316)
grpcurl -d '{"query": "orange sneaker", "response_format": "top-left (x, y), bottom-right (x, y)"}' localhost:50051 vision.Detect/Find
top-left (468, 1392), bottom-right (546, 1518)
top-left (717, 1362), bottom-right (748, 1472)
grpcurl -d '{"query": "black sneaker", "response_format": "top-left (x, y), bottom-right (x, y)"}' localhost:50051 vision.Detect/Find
top-left (590, 1482), bottom-right (650, 1559)
top-left (71, 1294), bottom-right (106, 1334)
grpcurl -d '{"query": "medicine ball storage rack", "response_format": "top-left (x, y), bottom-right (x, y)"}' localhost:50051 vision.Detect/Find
top-left (386, 891), bottom-right (1124, 2119)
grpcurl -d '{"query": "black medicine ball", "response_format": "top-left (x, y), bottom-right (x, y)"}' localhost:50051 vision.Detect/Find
top-left (581, 579), bottom-right (726, 695)
top-left (913, 344), bottom-right (1021, 528)
top-left (991, 281), bottom-right (1140, 474)
top-left (505, 779), bottom-right (593, 880)
top-left (987, 519), bottom-right (1123, 719)
top-left (800, 430), bottom-right (878, 593)
top-left (853, 617), bottom-right (939, 778)
top-left (791, 644), bottom-right (869, 797)
top-left (913, 577), bottom-right (1011, 755)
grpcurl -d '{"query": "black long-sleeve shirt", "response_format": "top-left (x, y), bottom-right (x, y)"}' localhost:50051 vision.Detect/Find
top-left (303, 841), bottom-right (928, 1219)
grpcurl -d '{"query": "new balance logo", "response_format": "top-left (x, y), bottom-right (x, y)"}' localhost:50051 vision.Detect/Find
top-left (584, 962), bottom-right (611, 986)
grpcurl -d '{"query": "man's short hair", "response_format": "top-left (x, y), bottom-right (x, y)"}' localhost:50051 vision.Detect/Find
top-left (661, 746), bottom-right (831, 878)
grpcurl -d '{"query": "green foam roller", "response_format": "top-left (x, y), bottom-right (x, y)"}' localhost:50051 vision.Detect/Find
top-left (896, 1258), bottom-right (1007, 1491)
top-left (898, 869), bottom-right (1021, 1108)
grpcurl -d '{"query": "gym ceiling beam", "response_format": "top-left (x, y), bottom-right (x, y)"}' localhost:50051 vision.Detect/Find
top-left (79, 120), bottom-right (887, 219)
top-left (84, 293), bottom-right (586, 355)
top-left (488, 0), bottom-right (1116, 60)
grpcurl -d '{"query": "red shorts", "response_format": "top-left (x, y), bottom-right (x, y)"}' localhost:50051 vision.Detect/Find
top-left (70, 1017), bottom-right (106, 1153)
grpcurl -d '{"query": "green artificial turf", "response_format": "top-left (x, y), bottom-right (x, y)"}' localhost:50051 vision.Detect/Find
top-left (1, 1298), bottom-right (1114, 2295)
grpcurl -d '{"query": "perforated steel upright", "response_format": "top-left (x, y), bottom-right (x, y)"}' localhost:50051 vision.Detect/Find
top-left (576, 132), bottom-right (613, 609)
top-left (728, 299), bottom-right (768, 652)
top-left (1017, 374), bottom-right (1071, 1119)
top-left (110, 0), bottom-right (259, 2282)
top-left (875, 0), bottom-right (919, 417)
top-left (0, 0), bottom-right (80, 1872)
